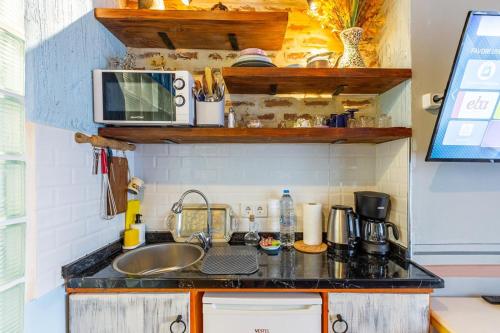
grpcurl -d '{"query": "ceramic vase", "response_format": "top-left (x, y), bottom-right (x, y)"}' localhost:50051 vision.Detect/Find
top-left (338, 27), bottom-right (366, 68)
top-left (138, 0), bottom-right (164, 9)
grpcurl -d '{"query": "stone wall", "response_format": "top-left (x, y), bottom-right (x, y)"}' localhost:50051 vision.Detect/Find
top-left (121, 0), bottom-right (398, 127)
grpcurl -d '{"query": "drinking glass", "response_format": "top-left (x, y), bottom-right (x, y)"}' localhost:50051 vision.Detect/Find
top-left (377, 115), bottom-right (392, 128)
top-left (359, 116), bottom-right (375, 128)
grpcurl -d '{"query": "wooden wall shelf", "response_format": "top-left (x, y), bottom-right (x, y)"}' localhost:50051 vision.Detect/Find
top-left (98, 127), bottom-right (412, 144)
top-left (94, 8), bottom-right (288, 50)
top-left (222, 67), bottom-right (412, 95)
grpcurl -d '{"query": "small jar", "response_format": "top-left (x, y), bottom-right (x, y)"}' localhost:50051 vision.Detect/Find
top-left (228, 107), bottom-right (236, 128)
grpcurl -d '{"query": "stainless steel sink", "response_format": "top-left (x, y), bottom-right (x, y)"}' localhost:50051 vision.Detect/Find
top-left (112, 243), bottom-right (204, 276)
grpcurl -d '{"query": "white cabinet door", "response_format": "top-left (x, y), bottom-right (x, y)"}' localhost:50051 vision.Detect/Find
top-left (69, 293), bottom-right (119, 333)
top-left (328, 293), bottom-right (429, 333)
top-left (69, 293), bottom-right (190, 333)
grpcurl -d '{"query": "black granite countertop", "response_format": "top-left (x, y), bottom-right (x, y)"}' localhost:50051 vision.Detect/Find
top-left (64, 233), bottom-right (444, 290)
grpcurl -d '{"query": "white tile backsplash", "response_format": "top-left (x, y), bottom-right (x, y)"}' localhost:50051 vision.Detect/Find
top-left (136, 144), bottom-right (383, 233)
top-left (29, 123), bottom-right (127, 297)
top-left (135, 141), bottom-right (409, 247)
top-left (376, 139), bottom-right (410, 247)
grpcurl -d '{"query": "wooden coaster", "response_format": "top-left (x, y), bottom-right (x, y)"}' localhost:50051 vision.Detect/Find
top-left (293, 240), bottom-right (327, 254)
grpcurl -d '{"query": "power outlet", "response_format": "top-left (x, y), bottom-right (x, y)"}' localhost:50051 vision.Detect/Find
top-left (240, 203), bottom-right (254, 218)
top-left (253, 203), bottom-right (268, 218)
top-left (422, 92), bottom-right (444, 111)
top-left (240, 202), bottom-right (268, 218)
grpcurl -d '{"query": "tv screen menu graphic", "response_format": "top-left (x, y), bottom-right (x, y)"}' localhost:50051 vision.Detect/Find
top-left (427, 12), bottom-right (500, 161)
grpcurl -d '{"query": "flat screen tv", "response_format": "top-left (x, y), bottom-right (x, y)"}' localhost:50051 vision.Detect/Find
top-left (426, 11), bottom-right (500, 162)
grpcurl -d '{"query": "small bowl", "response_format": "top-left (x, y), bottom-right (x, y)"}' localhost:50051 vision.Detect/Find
top-left (260, 239), bottom-right (282, 255)
top-left (260, 245), bottom-right (281, 255)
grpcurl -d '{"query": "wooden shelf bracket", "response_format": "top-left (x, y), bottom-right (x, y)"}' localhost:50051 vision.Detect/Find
top-left (228, 33), bottom-right (239, 51)
top-left (333, 85), bottom-right (347, 96)
top-left (270, 84), bottom-right (278, 95)
top-left (158, 32), bottom-right (175, 49)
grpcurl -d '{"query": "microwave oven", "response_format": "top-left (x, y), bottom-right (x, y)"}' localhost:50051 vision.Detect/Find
top-left (93, 69), bottom-right (195, 126)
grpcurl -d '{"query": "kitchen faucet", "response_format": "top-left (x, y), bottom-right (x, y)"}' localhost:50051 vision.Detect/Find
top-left (171, 189), bottom-right (212, 251)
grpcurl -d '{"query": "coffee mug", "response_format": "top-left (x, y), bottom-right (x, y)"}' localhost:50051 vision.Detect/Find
top-left (128, 177), bottom-right (144, 195)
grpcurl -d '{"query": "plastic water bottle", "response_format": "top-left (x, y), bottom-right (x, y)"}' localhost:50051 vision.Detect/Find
top-left (280, 189), bottom-right (296, 247)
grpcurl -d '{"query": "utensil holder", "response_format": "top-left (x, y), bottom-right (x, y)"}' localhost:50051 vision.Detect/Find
top-left (196, 98), bottom-right (225, 127)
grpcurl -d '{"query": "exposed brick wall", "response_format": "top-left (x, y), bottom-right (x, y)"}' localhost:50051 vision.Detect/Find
top-left (123, 0), bottom-right (396, 127)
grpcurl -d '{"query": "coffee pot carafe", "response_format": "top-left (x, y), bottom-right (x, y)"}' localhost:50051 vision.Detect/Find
top-left (326, 205), bottom-right (360, 256)
top-left (362, 220), bottom-right (400, 254)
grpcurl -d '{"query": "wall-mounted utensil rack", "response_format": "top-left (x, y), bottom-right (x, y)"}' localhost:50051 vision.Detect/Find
top-left (74, 132), bottom-right (136, 151)
top-left (94, 8), bottom-right (288, 50)
top-left (97, 127), bottom-right (412, 145)
top-left (222, 67), bottom-right (412, 95)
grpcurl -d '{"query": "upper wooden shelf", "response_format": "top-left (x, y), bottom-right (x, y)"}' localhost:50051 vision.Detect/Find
top-left (98, 127), bottom-right (412, 144)
top-left (94, 8), bottom-right (288, 50)
top-left (222, 67), bottom-right (412, 95)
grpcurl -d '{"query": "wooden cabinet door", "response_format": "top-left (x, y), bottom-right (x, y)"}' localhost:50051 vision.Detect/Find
top-left (69, 293), bottom-right (119, 333)
top-left (140, 293), bottom-right (190, 333)
top-left (69, 293), bottom-right (190, 333)
top-left (328, 293), bottom-right (429, 333)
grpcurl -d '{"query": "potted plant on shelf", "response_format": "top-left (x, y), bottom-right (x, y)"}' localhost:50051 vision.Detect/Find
top-left (308, 0), bottom-right (384, 68)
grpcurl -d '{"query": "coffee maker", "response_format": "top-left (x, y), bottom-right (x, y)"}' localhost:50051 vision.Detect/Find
top-left (354, 191), bottom-right (400, 256)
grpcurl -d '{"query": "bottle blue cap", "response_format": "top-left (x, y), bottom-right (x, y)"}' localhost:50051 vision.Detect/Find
top-left (283, 189), bottom-right (290, 194)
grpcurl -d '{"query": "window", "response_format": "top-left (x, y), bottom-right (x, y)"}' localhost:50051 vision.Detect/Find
top-left (0, 0), bottom-right (25, 332)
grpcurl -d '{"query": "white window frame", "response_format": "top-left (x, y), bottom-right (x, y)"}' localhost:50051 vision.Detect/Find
top-left (0, 1), bottom-right (27, 331)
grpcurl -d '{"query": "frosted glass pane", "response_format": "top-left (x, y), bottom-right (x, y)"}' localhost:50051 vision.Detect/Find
top-left (0, 161), bottom-right (25, 221)
top-left (0, 223), bottom-right (25, 285)
top-left (0, 0), bottom-right (24, 36)
top-left (0, 283), bottom-right (24, 333)
top-left (0, 94), bottom-right (24, 155)
top-left (0, 28), bottom-right (24, 95)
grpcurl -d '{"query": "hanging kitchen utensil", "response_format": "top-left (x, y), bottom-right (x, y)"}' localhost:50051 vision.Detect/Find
top-left (92, 147), bottom-right (100, 175)
top-left (204, 67), bottom-right (214, 97)
top-left (100, 149), bottom-right (117, 220)
top-left (108, 156), bottom-right (128, 215)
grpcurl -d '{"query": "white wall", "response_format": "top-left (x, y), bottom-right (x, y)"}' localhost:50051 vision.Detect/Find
top-left (24, 123), bottom-right (129, 333)
top-left (24, 0), bottom-right (126, 332)
top-left (24, 286), bottom-right (66, 333)
top-left (410, 0), bottom-right (500, 265)
top-left (29, 124), bottom-right (125, 297)
top-left (25, 0), bottom-right (124, 133)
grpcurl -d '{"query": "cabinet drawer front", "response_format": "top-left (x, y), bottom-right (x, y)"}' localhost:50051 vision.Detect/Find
top-left (69, 293), bottom-right (190, 333)
top-left (328, 293), bottom-right (429, 333)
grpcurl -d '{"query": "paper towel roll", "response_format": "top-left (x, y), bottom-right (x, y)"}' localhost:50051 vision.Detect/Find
top-left (303, 203), bottom-right (323, 245)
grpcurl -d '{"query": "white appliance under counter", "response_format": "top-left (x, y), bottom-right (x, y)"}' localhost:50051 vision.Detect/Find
top-left (203, 292), bottom-right (322, 333)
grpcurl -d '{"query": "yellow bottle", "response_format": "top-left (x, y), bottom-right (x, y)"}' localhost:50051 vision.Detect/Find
top-left (123, 200), bottom-right (141, 249)
top-left (123, 228), bottom-right (140, 250)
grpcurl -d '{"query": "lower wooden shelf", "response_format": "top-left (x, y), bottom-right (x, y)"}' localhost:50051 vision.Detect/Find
top-left (97, 127), bottom-right (411, 144)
